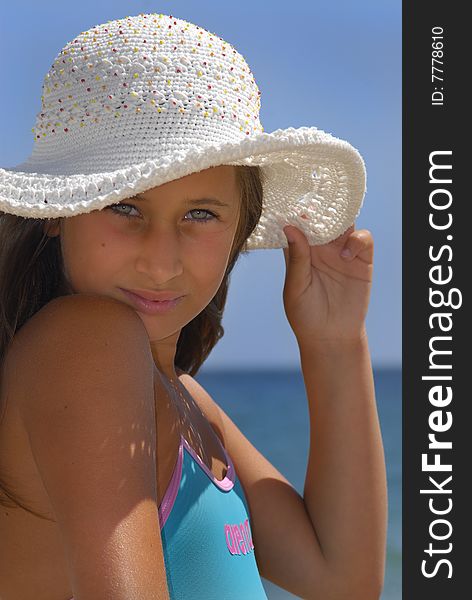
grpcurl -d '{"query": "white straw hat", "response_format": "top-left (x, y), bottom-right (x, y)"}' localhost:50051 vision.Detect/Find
top-left (0, 12), bottom-right (366, 250)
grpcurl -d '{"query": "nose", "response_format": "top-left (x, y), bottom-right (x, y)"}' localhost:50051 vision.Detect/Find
top-left (134, 222), bottom-right (184, 282)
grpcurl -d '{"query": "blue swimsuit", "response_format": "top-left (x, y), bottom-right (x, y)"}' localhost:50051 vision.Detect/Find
top-left (158, 433), bottom-right (268, 599)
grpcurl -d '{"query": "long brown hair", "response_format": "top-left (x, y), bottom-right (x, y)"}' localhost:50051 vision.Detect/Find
top-left (0, 164), bottom-right (264, 519)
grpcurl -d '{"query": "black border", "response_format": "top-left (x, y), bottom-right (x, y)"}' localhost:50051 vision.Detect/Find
top-left (403, 2), bottom-right (467, 597)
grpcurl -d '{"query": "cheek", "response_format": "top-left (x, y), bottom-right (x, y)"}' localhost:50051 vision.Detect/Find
top-left (185, 232), bottom-right (234, 287)
top-left (61, 218), bottom-right (121, 288)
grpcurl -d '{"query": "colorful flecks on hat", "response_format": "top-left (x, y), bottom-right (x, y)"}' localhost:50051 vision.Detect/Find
top-left (32, 13), bottom-right (263, 144)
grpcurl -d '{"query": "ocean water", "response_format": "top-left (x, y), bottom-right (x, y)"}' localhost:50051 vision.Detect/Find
top-left (197, 367), bottom-right (401, 600)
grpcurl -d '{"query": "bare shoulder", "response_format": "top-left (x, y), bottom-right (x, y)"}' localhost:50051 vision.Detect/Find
top-left (6, 294), bottom-right (170, 597)
top-left (10, 294), bottom-right (153, 425)
top-left (7, 293), bottom-right (150, 392)
top-left (10, 293), bottom-right (145, 354)
top-left (176, 370), bottom-right (225, 438)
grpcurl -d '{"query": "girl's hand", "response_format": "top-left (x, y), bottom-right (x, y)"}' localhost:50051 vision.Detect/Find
top-left (281, 223), bottom-right (374, 345)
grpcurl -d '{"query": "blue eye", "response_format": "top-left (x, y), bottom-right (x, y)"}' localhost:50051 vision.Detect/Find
top-left (107, 203), bottom-right (219, 224)
top-left (107, 203), bottom-right (140, 219)
top-left (184, 208), bottom-right (218, 224)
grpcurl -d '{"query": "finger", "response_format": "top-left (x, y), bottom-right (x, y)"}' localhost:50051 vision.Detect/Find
top-left (283, 225), bottom-right (312, 288)
top-left (341, 229), bottom-right (374, 260)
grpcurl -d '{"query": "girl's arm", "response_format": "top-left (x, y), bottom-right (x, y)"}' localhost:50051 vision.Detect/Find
top-left (280, 222), bottom-right (387, 597)
top-left (298, 334), bottom-right (387, 598)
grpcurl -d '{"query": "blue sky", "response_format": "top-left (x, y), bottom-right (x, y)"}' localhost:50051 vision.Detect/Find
top-left (0, 0), bottom-right (401, 369)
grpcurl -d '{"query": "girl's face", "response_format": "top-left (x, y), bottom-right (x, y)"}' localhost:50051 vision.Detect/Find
top-left (47, 165), bottom-right (241, 377)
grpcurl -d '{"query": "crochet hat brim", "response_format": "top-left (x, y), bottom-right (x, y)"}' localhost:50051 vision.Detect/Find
top-left (0, 125), bottom-right (366, 250)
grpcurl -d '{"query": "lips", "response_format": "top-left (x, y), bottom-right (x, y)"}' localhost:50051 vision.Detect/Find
top-left (119, 288), bottom-right (185, 316)
top-left (122, 288), bottom-right (184, 302)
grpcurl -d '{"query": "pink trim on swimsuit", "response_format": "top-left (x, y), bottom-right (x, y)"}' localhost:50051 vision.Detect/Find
top-left (157, 433), bottom-right (236, 530)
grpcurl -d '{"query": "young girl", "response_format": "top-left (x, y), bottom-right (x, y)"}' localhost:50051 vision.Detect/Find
top-left (0, 12), bottom-right (387, 600)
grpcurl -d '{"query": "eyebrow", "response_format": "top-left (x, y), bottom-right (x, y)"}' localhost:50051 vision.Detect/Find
top-left (130, 194), bottom-right (230, 207)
